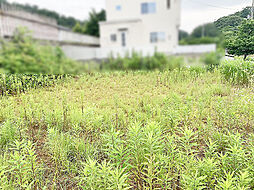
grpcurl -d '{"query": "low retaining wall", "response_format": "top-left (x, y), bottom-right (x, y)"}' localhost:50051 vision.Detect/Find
top-left (61, 44), bottom-right (217, 61)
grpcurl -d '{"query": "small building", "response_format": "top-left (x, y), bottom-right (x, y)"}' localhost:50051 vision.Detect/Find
top-left (99, 0), bottom-right (181, 54)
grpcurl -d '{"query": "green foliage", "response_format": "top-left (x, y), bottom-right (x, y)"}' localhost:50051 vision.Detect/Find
top-left (225, 20), bottom-right (254, 59)
top-left (73, 22), bottom-right (85, 34)
top-left (180, 36), bottom-right (223, 48)
top-left (179, 30), bottom-right (189, 40)
top-left (101, 51), bottom-right (184, 71)
top-left (191, 23), bottom-right (221, 38)
top-left (179, 24), bottom-right (224, 48)
top-left (0, 28), bottom-right (85, 74)
top-left (220, 58), bottom-right (254, 86)
top-left (0, 120), bottom-right (21, 149)
top-left (215, 7), bottom-right (251, 32)
top-left (201, 51), bottom-right (224, 71)
top-left (73, 9), bottom-right (106, 37)
top-left (0, 74), bottom-right (68, 96)
top-left (78, 159), bottom-right (130, 189)
top-left (215, 16), bottom-right (244, 32)
top-left (0, 140), bottom-right (43, 189)
top-left (0, 67), bottom-right (253, 188)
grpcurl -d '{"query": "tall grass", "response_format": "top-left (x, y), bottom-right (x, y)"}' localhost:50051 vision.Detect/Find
top-left (101, 51), bottom-right (184, 71)
top-left (220, 58), bottom-right (254, 86)
top-left (0, 66), bottom-right (253, 189)
top-left (0, 74), bottom-right (69, 96)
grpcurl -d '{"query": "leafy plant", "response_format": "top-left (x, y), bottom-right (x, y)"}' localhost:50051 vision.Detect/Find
top-left (0, 28), bottom-right (86, 74)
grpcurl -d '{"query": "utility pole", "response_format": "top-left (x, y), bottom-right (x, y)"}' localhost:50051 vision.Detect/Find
top-left (201, 24), bottom-right (205, 38)
top-left (252, 0), bottom-right (254, 19)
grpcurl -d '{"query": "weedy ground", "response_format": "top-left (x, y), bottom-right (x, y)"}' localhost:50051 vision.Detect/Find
top-left (0, 69), bottom-right (253, 189)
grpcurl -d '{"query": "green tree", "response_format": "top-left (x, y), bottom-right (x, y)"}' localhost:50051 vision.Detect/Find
top-left (83, 9), bottom-right (106, 37)
top-left (225, 20), bottom-right (254, 60)
top-left (214, 7), bottom-right (251, 32)
top-left (72, 9), bottom-right (106, 37)
top-left (215, 16), bottom-right (244, 32)
top-left (73, 22), bottom-right (85, 34)
top-left (179, 30), bottom-right (189, 40)
top-left (191, 23), bottom-right (221, 38)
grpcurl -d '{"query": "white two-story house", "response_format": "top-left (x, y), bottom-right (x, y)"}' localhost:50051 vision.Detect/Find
top-left (99, 0), bottom-right (181, 54)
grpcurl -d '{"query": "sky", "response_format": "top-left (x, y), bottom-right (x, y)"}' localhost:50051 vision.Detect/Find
top-left (8, 0), bottom-right (252, 33)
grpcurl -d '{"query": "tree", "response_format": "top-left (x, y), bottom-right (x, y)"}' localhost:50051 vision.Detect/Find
top-left (179, 30), bottom-right (189, 40)
top-left (73, 22), bottom-right (84, 34)
top-left (72, 9), bottom-right (106, 37)
top-left (215, 16), bottom-right (244, 32)
top-left (191, 23), bottom-right (221, 38)
top-left (225, 20), bottom-right (254, 60)
top-left (83, 9), bottom-right (106, 37)
top-left (214, 7), bottom-right (251, 32)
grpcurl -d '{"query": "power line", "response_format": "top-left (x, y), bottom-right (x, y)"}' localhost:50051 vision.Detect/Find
top-left (187, 0), bottom-right (242, 10)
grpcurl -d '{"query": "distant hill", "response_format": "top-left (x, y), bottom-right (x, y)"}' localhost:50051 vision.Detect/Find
top-left (0, 0), bottom-right (83, 29)
top-left (214, 7), bottom-right (252, 31)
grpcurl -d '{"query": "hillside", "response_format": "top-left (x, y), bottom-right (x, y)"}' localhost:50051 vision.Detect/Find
top-left (214, 7), bottom-right (252, 31)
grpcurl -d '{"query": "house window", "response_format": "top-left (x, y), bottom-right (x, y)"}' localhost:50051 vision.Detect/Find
top-left (141, 2), bottom-right (156, 14)
top-left (116, 5), bottom-right (121, 11)
top-left (167, 0), bottom-right (171, 9)
top-left (150, 32), bottom-right (166, 43)
top-left (110, 34), bottom-right (117, 42)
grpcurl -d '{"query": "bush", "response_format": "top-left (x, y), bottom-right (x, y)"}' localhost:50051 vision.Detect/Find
top-left (201, 51), bottom-right (223, 71)
top-left (101, 51), bottom-right (184, 71)
top-left (220, 58), bottom-right (254, 86)
top-left (0, 28), bottom-right (84, 74)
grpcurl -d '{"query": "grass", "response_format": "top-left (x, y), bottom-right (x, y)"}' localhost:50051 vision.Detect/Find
top-left (0, 69), bottom-right (253, 189)
top-left (220, 58), bottom-right (254, 86)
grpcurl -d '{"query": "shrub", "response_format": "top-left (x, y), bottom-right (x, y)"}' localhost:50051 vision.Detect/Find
top-left (201, 51), bottom-right (223, 71)
top-left (220, 58), bottom-right (254, 85)
top-left (0, 28), bottom-right (84, 74)
top-left (101, 51), bottom-right (183, 71)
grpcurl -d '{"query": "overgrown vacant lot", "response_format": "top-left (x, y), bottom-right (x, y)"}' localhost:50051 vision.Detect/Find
top-left (0, 70), bottom-right (254, 189)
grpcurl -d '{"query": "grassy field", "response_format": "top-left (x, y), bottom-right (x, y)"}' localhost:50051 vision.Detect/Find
top-left (0, 69), bottom-right (253, 189)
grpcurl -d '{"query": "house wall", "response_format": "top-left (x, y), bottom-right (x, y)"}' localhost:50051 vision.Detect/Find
top-left (100, 20), bottom-right (145, 48)
top-left (101, 0), bottom-right (181, 53)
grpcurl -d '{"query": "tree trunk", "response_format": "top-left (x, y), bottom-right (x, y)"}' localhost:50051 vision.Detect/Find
top-left (243, 54), bottom-right (247, 60)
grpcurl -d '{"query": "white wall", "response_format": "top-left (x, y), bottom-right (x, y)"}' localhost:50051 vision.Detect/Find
top-left (59, 30), bottom-right (99, 45)
top-left (61, 45), bottom-right (98, 61)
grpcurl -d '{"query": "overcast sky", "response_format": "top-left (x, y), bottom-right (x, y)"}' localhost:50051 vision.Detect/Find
top-left (8, 0), bottom-right (251, 33)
